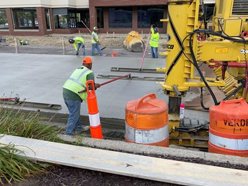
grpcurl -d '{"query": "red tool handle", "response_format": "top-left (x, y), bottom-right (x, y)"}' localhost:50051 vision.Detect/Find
top-left (99, 74), bottom-right (130, 87)
top-left (78, 74), bottom-right (130, 93)
top-left (0, 97), bottom-right (17, 101)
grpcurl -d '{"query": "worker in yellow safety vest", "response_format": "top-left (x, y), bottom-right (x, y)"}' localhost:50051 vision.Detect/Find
top-left (63, 56), bottom-right (100, 135)
top-left (69, 36), bottom-right (86, 56)
top-left (149, 25), bottom-right (160, 58)
top-left (91, 26), bottom-right (102, 56)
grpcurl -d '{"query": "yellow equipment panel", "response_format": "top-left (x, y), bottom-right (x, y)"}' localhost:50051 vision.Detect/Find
top-left (224, 19), bottom-right (242, 36)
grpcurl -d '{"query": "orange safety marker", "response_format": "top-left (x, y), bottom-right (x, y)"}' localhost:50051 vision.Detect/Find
top-left (86, 80), bottom-right (103, 139)
top-left (111, 51), bottom-right (118, 57)
top-left (209, 98), bottom-right (248, 157)
top-left (125, 94), bottom-right (169, 147)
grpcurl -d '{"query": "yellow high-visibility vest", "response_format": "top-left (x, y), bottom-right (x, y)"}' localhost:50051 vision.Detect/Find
top-left (150, 28), bottom-right (160, 48)
top-left (63, 67), bottom-right (92, 101)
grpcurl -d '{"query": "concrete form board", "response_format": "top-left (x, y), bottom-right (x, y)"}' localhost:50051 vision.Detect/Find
top-left (0, 134), bottom-right (247, 186)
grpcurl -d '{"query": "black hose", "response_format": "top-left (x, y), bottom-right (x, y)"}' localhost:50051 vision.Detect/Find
top-left (189, 31), bottom-right (219, 105)
top-left (200, 87), bottom-right (209, 110)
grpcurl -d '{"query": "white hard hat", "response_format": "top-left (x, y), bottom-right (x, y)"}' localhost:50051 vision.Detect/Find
top-left (93, 26), bottom-right (98, 31)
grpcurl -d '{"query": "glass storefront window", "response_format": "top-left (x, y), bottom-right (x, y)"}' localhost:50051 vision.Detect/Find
top-left (53, 8), bottom-right (68, 29)
top-left (138, 7), bottom-right (164, 28)
top-left (109, 8), bottom-right (132, 28)
top-left (53, 8), bottom-right (89, 29)
top-left (13, 8), bottom-right (38, 29)
top-left (77, 10), bottom-right (89, 28)
top-left (0, 9), bottom-right (8, 29)
top-left (68, 12), bottom-right (77, 28)
top-left (97, 8), bottom-right (104, 28)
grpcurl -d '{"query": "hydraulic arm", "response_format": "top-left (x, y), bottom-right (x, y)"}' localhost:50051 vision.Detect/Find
top-left (162, 0), bottom-right (248, 114)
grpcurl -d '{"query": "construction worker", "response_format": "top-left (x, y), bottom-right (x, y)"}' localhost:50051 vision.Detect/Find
top-left (69, 36), bottom-right (86, 56)
top-left (149, 25), bottom-right (160, 58)
top-left (63, 56), bottom-right (100, 135)
top-left (91, 26), bottom-right (102, 56)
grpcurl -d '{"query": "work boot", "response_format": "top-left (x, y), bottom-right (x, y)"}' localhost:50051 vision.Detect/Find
top-left (82, 126), bottom-right (90, 131)
top-left (76, 51), bottom-right (79, 55)
top-left (59, 131), bottom-right (74, 139)
top-left (74, 126), bottom-right (90, 135)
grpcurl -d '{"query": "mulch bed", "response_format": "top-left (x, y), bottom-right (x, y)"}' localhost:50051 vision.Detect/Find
top-left (15, 166), bottom-right (180, 186)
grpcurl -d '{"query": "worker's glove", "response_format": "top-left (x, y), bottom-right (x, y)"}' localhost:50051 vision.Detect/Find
top-left (78, 83), bottom-right (100, 93)
top-left (78, 89), bottom-right (86, 94)
top-left (95, 83), bottom-right (101, 90)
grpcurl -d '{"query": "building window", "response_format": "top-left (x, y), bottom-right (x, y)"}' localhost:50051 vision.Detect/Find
top-left (0, 9), bottom-right (8, 29)
top-left (53, 8), bottom-right (89, 29)
top-left (12, 8), bottom-right (38, 29)
top-left (97, 8), bottom-right (104, 28)
top-left (45, 9), bottom-right (51, 30)
top-left (109, 8), bottom-right (132, 28)
top-left (138, 7), bottom-right (164, 28)
top-left (53, 8), bottom-right (68, 29)
top-left (77, 10), bottom-right (89, 28)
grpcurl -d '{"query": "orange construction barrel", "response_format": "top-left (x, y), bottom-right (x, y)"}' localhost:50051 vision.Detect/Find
top-left (125, 93), bottom-right (169, 147)
top-left (209, 98), bottom-right (248, 157)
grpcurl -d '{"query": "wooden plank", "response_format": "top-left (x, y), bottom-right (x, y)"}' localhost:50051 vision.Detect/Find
top-left (0, 135), bottom-right (247, 186)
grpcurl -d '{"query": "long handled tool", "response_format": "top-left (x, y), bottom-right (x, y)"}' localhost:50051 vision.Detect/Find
top-left (0, 97), bottom-right (19, 103)
top-left (78, 74), bottom-right (131, 93)
top-left (140, 35), bottom-right (150, 70)
top-left (99, 74), bottom-right (131, 87)
top-left (81, 20), bottom-right (91, 34)
top-left (81, 20), bottom-right (106, 51)
top-left (0, 97), bottom-right (62, 110)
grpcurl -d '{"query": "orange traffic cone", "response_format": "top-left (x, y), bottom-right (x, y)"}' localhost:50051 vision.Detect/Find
top-left (86, 80), bottom-right (103, 139)
top-left (111, 51), bottom-right (118, 57)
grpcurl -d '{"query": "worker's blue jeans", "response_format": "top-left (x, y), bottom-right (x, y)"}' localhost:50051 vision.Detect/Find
top-left (151, 47), bottom-right (158, 58)
top-left (64, 99), bottom-right (83, 135)
top-left (76, 43), bottom-right (86, 56)
top-left (91, 43), bottom-right (102, 56)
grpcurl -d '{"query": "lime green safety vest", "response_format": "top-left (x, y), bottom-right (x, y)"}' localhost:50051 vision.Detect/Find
top-left (74, 36), bottom-right (84, 44)
top-left (73, 36), bottom-right (85, 50)
top-left (91, 31), bottom-right (99, 44)
top-left (63, 67), bottom-right (92, 101)
top-left (150, 28), bottom-right (160, 48)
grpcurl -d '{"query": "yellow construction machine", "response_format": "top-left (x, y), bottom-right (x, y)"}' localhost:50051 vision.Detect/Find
top-left (161, 0), bottom-right (248, 148)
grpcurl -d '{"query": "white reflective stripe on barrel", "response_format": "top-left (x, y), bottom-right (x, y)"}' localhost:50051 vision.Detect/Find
top-left (125, 123), bottom-right (169, 144)
top-left (209, 133), bottom-right (248, 151)
top-left (89, 113), bottom-right (100, 127)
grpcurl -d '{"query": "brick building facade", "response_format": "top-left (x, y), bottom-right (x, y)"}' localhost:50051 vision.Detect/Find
top-left (0, 0), bottom-right (168, 36)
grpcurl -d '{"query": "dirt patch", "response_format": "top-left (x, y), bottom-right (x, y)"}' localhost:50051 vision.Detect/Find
top-left (0, 34), bottom-right (168, 58)
top-left (1, 34), bottom-right (168, 50)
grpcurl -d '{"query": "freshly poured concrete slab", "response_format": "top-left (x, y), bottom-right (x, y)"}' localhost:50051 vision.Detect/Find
top-left (0, 53), bottom-right (208, 121)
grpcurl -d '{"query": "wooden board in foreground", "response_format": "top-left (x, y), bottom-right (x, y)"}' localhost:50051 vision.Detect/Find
top-left (0, 135), bottom-right (247, 186)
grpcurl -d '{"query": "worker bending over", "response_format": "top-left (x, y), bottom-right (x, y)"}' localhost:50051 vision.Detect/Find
top-left (63, 56), bottom-right (100, 136)
top-left (69, 36), bottom-right (86, 56)
top-left (149, 25), bottom-right (160, 58)
top-left (91, 26), bottom-right (102, 56)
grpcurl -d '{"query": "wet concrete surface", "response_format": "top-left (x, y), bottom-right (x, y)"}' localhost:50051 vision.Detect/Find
top-left (0, 53), bottom-right (164, 118)
top-left (0, 52), bottom-right (208, 122)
